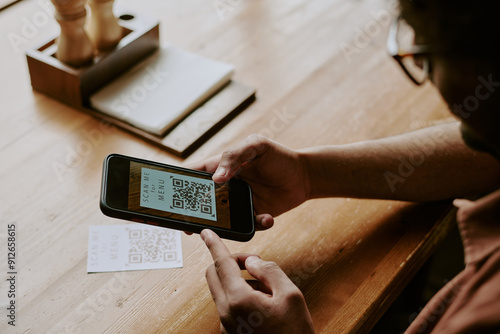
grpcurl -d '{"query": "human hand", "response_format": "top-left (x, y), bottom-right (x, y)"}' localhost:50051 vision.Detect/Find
top-left (189, 135), bottom-right (311, 231)
top-left (201, 229), bottom-right (315, 334)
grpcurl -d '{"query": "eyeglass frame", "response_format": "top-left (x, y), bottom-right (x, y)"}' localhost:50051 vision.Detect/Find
top-left (387, 15), bottom-right (432, 85)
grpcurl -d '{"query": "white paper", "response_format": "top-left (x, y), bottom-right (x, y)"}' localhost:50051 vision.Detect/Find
top-left (87, 224), bottom-right (183, 273)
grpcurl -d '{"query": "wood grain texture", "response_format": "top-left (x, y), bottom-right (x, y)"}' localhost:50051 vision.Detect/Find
top-left (0, 0), bottom-right (456, 333)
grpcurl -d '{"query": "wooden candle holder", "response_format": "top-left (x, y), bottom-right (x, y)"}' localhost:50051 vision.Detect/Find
top-left (26, 9), bottom-right (255, 157)
top-left (26, 9), bottom-right (159, 108)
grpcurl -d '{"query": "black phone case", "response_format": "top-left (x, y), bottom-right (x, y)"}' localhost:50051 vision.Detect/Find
top-left (100, 154), bottom-right (255, 242)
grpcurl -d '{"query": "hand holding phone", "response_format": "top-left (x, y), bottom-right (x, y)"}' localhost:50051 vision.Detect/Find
top-left (100, 154), bottom-right (255, 241)
top-left (188, 135), bottom-right (310, 229)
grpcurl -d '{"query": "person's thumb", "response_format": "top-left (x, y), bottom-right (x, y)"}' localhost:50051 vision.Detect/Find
top-left (244, 256), bottom-right (293, 294)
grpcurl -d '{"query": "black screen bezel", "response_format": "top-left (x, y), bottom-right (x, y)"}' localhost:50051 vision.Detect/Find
top-left (100, 154), bottom-right (255, 237)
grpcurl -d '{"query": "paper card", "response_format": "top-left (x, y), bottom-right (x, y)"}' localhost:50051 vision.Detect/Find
top-left (90, 45), bottom-right (234, 135)
top-left (87, 224), bottom-right (183, 273)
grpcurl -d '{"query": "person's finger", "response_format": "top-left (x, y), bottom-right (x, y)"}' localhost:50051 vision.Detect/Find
top-left (205, 263), bottom-right (227, 307)
top-left (246, 279), bottom-right (273, 295)
top-left (185, 155), bottom-right (222, 173)
top-left (453, 198), bottom-right (473, 209)
top-left (202, 230), bottom-right (257, 267)
top-left (202, 229), bottom-right (232, 257)
top-left (201, 229), bottom-right (251, 294)
top-left (232, 253), bottom-right (260, 269)
top-left (213, 135), bottom-right (270, 183)
top-left (205, 252), bottom-right (260, 312)
top-left (255, 214), bottom-right (274, 231)
top-left (244, 256), bottom-right (296, 295)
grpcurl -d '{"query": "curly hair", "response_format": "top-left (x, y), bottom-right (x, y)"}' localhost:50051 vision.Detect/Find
top-left (399, 0), bottom-right (499, 59)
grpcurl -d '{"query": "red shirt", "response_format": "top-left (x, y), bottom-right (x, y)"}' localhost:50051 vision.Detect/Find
top-left (406, 189), bottom-right (500, 333)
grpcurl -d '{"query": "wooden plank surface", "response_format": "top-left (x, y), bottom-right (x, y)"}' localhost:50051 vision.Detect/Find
top-left (0, 0), bottom-right (456, 333)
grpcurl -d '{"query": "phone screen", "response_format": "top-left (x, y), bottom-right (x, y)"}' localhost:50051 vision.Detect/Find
top-left (127, 161), bottom-right (231, 229)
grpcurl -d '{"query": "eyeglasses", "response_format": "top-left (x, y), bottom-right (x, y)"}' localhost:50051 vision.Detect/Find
top-left (387, 15), bottom-right (431, 85)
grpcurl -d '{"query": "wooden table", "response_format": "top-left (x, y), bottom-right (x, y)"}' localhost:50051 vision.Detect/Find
top-left (0, 0), bottom-right (457, 332)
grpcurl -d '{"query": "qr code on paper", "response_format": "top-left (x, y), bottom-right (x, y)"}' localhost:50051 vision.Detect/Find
top-left (171, 177), bottom-right (214, 215)
top-left (87, 224), bottom-right (183, 273)
top-left (128, 227), bottom-right (178, 264)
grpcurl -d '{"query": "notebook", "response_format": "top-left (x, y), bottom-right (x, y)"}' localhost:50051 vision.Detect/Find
top-left (90, 45), bottom-right (234, 135)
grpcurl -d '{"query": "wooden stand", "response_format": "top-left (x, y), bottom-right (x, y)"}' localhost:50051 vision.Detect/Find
top-left (26, 9), bottom-right (255, 157)
top-left (27, 9), bottom-right (159, 108)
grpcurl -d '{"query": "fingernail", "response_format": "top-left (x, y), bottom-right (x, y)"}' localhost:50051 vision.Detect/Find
top-left (246, 255), bottom-right (261, 266)
top-left (214, 167), bottom-right (226, 177)
top-left (453, 199), bottom-right (470, 208)
top-left (261, 217), bottom-right (272, 228)
top-left (200, 229), bottom-right (209, 242)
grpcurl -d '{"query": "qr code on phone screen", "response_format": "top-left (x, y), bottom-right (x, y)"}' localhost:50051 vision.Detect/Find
top-left (140, 168), bottom-right (217, 222)
top-left (128, 227), bottom-right (178, 264)
top-left (171, 177), bottom-right (214, 217)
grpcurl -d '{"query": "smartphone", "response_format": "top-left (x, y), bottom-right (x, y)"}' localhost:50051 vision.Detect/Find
top-left (100, 154), bottom-right (255, 241)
